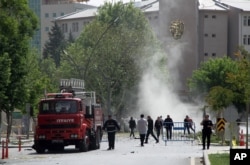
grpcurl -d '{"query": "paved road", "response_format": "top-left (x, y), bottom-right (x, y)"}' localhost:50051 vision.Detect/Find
top-left (0, 133), bottom-right (230, 165)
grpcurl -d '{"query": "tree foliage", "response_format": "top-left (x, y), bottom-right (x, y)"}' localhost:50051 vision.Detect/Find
top-left (0, 0), bottom-right (38, 139)
top-left (188, 53), bottom-right (250, 112)
top-left (188, 57), bottom-right (238, 111)
top-left (43, 22), bottom-right (66, 67)
top-left (226, 47), bottom-right (250, 112)
top-left (59, 2), bottom-right (160, 115)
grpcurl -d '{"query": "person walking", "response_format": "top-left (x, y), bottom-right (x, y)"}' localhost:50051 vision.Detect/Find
top-left (164, 115), bottom-right (174, 140)
top-left (137, 114), bottom-right (147, 146)
top-left (129, 117), bottom-right (136, 138)
top-left (103, 115), bottom-right (120, 150)
top-left (184, 115), bottom-right (190, 135)
top-left (154, 116), bottom-right (163, 139)
top-left (200, 114), bottom-right (213, 150)
top-left (188, 116), bottom-right (195, 133)
top-left (145, 116), bottom-right (159, 143)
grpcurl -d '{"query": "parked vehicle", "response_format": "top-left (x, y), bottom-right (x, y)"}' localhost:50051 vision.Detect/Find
top-left (32, 79), bottom-right (103, 153)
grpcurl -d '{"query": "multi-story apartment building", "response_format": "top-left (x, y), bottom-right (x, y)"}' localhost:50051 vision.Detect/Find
top-left (41, 0), bottom-right (250, 96)
top-left (29, 0), bottom-right (95, 53)
top-left (216, 0), bottom-right (250, 58)
top-left (198, 0), bottom-right (228, 62)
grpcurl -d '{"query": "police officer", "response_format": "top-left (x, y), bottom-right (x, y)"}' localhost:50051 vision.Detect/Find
top-left (200, 114), bottom-right (213, 150)
top-left (103, 115), bottom-right (120, 150)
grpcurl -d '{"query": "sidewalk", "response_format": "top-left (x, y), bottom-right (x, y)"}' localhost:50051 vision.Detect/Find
top-left (1, 137), bottom-right (33, 148)
top-left (190, 143), bottom-right (230, 165)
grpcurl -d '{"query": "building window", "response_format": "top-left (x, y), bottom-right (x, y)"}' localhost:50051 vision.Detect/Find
top-left (45, 27), bottom-right (49, 32)
top-left (204, 15), bottom-right (208, 18)
top-left (204, 53), bottom-right (208, 56)
top-left (212, 15), bottom-right (216, 19)
top-left (72, 22), bottom-right (79, 32)
top-left (45, 13), bottom-right (49, 18)
top-left (53, 13), bottom-right (56, 17)
top-left (204, 33), bottom-right (208, 37)
top-left (61, 12), bottom-right (64, 16)
top-left (248, 16), bottom-right (250, 26)
top-left (154, 15), bottom-right (158, 19)
top-left (248, 35), bottom-right (250, 45)
top-left (62, 23), bottom-right (68, 33)
top-left (212, 53), bottom-right (216, 56)
top-left (243, 16), bottom-right (248, 26)
top-left (243, 35), bottom-right (247, 45)
top-left (212, 34), bottom-right (216, 38)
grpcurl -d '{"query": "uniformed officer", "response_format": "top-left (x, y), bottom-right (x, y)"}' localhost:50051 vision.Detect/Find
top-left (200, 114), bottom-right (213, 150)
top-left (103, 115), bottom-right (120, 150)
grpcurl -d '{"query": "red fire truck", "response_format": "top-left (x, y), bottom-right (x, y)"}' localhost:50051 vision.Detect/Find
top-left (32, 79), bottom-right (103, 153)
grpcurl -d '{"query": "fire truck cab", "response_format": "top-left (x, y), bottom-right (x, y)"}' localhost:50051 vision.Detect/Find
top-left (32, 79), bottom-right (103, 153)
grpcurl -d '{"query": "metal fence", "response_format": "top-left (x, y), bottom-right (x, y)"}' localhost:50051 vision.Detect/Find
top-left (162, 122), bottom-right (196, 145)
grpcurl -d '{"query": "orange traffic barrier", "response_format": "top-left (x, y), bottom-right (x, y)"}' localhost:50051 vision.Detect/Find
top-left (2, 140), bottom-right (4, 159)
top-left (5, 139), bottom-right (8, 159)
top-left (18, 137), bottom-right (21, 152)
top-left (239, 129), bottom-right (245, 146)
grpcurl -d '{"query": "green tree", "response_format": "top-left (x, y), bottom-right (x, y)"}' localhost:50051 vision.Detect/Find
top-left (39, 57), bottom-right (58, 92)
top-left (0, 0), bottom-right (38, 139)
top-left (25, 49), bottom-right (54, 115)
top-left (60, 2), bottom-right (160, 116)
top-left (43, 22), bottom-right (66, 67)
top-left (226, 47), bottom-right (250, 112)
top-left (188, 57), bottom-right (238, 111)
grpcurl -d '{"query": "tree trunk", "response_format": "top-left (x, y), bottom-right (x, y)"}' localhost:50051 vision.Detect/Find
top-left (5, 110), bottom-right (13, 142)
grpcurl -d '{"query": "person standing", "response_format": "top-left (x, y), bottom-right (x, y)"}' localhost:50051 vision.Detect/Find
top-left (200, 114), bottom-right (213, 150)
top-left (154, 116), bottom-right (163, 139)
top-left (137, 114), bottom-right (147, 146)
top-left (129, 117), bottom-right (136, 138)
top-left (103, 115), bottom-right (120, 150)
top-left (164, 115), bottom-right (174, 140)
top-left (145, 116), bottom-right (159, 143)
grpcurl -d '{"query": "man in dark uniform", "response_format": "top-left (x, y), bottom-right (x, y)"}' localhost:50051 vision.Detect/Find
top-left (103, 115), bottom-right (120, 150)
top-left (129, 117), bottom-right (136, 138)
top-left (200, 114), bottom-right (213, 150)
top-left (164, 115), bottom-right (174, 140)
top-left (145, 116), bottom-right (159, 143)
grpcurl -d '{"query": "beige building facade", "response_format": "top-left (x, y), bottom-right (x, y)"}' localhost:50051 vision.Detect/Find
top-left (43, 0), bottom-right (250, 96)
top-left (41, 0), bottom-right (95, 53)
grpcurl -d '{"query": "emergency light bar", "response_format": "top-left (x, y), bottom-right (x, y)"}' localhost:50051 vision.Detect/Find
top-left (46, 93), bottom-right (73, 98)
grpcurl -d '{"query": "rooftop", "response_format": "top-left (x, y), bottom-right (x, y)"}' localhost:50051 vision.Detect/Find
top-left (218, 0), bottom-right (250, 11)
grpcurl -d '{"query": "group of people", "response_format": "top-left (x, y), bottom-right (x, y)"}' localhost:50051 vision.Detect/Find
top-left (136, 114), bottom-right (176, 146)
top-left (102, 113), bottom-right (213, 150)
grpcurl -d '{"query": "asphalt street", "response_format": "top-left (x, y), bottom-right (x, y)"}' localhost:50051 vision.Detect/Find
top-left (0, 133), bottom-right (230, 165)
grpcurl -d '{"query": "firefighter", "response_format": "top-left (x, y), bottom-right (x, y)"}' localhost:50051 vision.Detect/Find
top-left (103, 115), bottom-right (120, 150)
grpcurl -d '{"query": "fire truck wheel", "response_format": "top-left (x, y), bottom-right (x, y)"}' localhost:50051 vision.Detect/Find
top-left (79, 136), bottom-right (89, 152)
top-left (90, 128), bottom-right (101, 150)
top-left (35, 146), bottom-right (46, 153)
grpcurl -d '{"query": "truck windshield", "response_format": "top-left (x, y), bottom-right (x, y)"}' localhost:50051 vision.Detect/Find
top-left (40, 100), bottom-right (77, 114)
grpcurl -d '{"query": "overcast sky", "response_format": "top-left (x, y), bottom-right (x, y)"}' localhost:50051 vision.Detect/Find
top-left (86, 0), bottom-right (141, 6)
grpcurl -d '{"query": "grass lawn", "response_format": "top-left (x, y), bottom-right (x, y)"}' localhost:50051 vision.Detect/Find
top-left (209, 153), bottom-right (229, 165)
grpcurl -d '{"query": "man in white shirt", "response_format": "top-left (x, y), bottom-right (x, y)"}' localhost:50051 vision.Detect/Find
top-left (137, 114), bottom-right (147, 146)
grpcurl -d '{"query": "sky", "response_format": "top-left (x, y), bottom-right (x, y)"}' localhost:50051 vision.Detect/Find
top-left (86, 0), bottom-right (141, 6)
